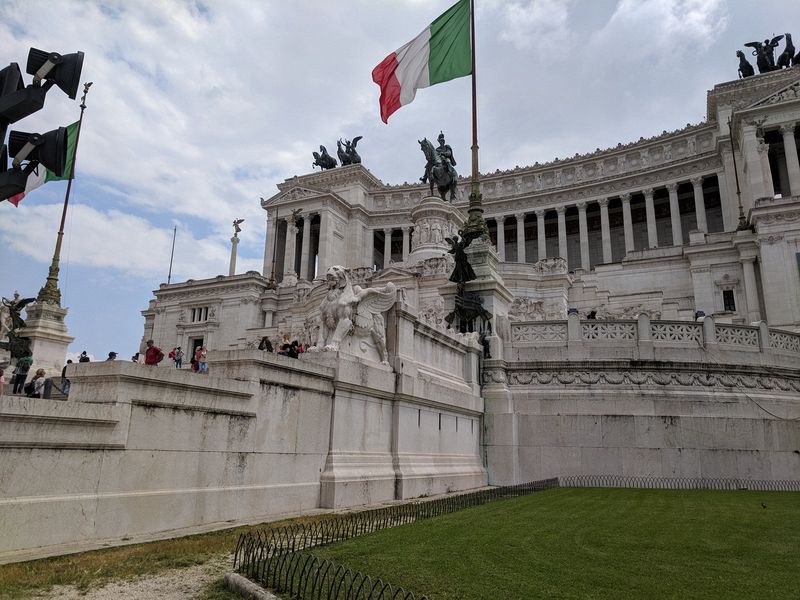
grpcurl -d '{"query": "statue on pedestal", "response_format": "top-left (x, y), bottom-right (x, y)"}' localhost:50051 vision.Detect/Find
top-left (419, 132), bottom-right (458, 202)
top-left (309, 265), bottom-right (396, 364)
top-left (0, 292), bottom-right (35, 359)
top-left (337, 136), bottom-right (363, 166)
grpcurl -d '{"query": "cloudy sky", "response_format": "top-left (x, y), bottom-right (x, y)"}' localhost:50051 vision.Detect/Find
top-left (1, 0), bottom-right (798, 359)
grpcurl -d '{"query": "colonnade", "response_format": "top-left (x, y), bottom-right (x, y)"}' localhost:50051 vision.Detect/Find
top-left (485, 174), bottom-right (718, 270)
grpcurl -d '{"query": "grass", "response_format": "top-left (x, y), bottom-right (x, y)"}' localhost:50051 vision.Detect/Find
top-left (0, 513), bottom-right (331, 599)
top-left (311, 488), bottom-right (800, 599)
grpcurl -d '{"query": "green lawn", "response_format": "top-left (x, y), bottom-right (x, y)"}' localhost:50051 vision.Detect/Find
top-left (311, 488), bottom-right (800, 599)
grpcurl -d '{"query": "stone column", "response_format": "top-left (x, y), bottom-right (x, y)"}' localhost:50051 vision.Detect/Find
top-left (495, 217), bottom-right (506, 261)
top-left (299, 215), bottom-right (313, 280)
top-left (742, 125), bottom-right (773, 204)
top-left (667, 183), bottom-right (682, 246)
top-left (690, 177), bottom-right (707, 233)
top-left (228, 236), bottom-right (239, 276)
top-left (401, 226), bottom-right (410, 261)
top-left (643, 188), bottom-right (658, 248)
top-left (262, 210), bottom-right (277, 276)
top-left (318, 212), bottom-right (331, 275)
top-left (556, 206), bottom-right (567, 260)
top-left (621, 193), bottom-right (634, 253)
top-left (599, 199), bottom-right (612, 263)
top-left (383, 228), bottom-right (392, 268)
top-left (741, 257), bottom-right (762, 322)
top-left (780, 123), bottom-right (800, 196)
top-left (577, 202), bottom-right (589, 270)
top-left (283, 219), bottom-right (298, 278)
top-left (515, 213), bottom-right (526, 263)
top-left (536, 209), bottom-right (546, 261)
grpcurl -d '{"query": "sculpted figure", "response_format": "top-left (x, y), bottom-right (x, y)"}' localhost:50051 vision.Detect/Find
top-left (776, 33), bottom-right (795, 69)
top-left (419, 132), bottom-right (458, 202)
top-left (311, 265), bottom-right (396, 364)
top-left (1, 292), bottom-right (35, 334)
top-left (736, 50), bottom-right (754, 78)
top-left (745, 36), bottom-right (783, 73)
top-left (312, 145), bottom-right (337, 170)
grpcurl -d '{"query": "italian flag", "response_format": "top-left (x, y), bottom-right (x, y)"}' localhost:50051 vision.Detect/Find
top-left (372, 0), bottom-right (471, 124)
top-left (8, 121), bottom-right (79, 207)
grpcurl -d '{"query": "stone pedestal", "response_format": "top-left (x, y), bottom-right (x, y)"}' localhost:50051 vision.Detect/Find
top-left (19, 302), bottom-right (74, 378)
top-left (406, 196), bottom-right (465, 264)
top-left (228, 236), bottom-right (239, 276)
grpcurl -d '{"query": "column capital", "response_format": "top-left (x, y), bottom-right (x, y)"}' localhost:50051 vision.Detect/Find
top-left (740, 255), bottom-right (757, 264)
top-left (643, 187), bottom-right (654, 198)
top-left (779, 123), bottom-right (797, 136)
top-left (666, 182), bottom-right (679, 194)
top-left (620, 192), bottom-right (631, 204)
top-left (598, 198), bottom-right (609, 208)
top-left (514, 212), bottom-right (526, 221)
top-left (383, 227), bottom-right (393, 234)
top-left (401, 225), bottom-right (410, 233)
top-left (690, 176), bottom-right (704, 188)
top-left (535, 208), bottom-right (546, 218)
top-left (576, 201), bottom-right (587, 211)
top-left (555, 205), bottom-right (566, 215)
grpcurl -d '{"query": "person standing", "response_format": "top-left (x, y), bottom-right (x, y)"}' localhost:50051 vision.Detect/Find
top-left (12, 352), bottom-right (32, 395)
top-left (198, 346), bottom-right (208, 374)
top-left (144, 340), bottom-right (164, 366)
top-left (174, 347), bottom-right (183, 369)
top-left (0, 368), bottom-right (4, 397)
top-left (59, 359), bottom-right (72, 396)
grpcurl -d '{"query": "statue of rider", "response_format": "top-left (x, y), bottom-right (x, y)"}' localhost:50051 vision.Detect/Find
top-left (436, 131), bottom-right (457, 181)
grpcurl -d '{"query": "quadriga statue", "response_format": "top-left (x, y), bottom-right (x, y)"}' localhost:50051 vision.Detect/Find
top-left (309, 266), bottom-right (396, 364)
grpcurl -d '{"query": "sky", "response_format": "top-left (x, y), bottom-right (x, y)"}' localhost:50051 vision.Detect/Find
top-left (1, 0), bottom-right (799, 360)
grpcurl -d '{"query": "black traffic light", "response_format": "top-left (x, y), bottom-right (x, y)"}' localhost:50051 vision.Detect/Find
top-left (0, 47), bottom-right (84, 202)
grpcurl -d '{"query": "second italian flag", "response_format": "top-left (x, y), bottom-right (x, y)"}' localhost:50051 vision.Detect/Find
top-left (372, 0), bottom-right (471, 124)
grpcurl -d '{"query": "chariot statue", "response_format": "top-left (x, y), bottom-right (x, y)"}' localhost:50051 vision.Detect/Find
top-left (419, 131), bottom-right (458, 202)
top-left (308, 265), bottom-right (397, 364)
top-left (312, 145), bottom-right (337, 170)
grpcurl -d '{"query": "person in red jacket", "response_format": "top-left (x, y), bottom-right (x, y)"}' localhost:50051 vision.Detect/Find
top-left (144, 340), bottom-right (164, 366)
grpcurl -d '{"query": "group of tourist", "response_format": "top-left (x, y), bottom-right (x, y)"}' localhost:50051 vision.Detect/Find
top-left (258, 335), bottom-right (308, 359)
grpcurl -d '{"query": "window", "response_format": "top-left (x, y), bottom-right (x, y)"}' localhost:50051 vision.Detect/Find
top-left (723, 290), bottom-right (736, 312)
top-left (191, 307), bottom-right (209, 322)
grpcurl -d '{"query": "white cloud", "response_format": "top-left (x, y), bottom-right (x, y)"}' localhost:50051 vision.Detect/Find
top-left (496, 0), bottom-right (574, 52)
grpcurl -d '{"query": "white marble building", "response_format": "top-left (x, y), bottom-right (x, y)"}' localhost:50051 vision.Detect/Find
top-left (144, 68), bottom-right (800, 352)
top-left (1, 69), bottom-right (798, 562)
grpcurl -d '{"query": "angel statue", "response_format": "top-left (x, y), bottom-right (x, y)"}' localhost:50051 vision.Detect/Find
top-left (744, 36), bottom-right (783, 74)
top-left (1, 292), bottom-right (35, 335)
top-left (232, 218), bottom-right (245, 236)
top-left (337, 136), bottom-right (363, 166)
top-left (445, 230), bottom-right (477, 286)
top-left (309, 265), bottom-right (396, 364)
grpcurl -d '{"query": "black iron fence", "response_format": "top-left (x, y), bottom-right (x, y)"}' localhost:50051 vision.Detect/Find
top-left (234, 479), bottom-right (558, 599)
top-left (559, 474), bottom-right (800, 491)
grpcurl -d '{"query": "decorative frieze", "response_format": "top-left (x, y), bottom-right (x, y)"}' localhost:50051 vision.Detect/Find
top-left (496, 368), bottom-right (800, 391)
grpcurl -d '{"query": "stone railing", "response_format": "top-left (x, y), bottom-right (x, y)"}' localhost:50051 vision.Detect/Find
top-left (509, 314), bottom-right (800, 367)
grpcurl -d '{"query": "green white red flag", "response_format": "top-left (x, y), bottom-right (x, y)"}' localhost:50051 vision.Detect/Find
top-left (372, 0), bottom-right (471, 123)
top-left (8, 120), bottom-right (79, 207)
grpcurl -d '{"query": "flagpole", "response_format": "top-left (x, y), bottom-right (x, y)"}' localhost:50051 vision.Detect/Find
top-left (464, 0), bottom-right (488, 240)
top-left (167, 225), bottom-right (177, 284)
top-left (37, 81), bottom-right (92, 306)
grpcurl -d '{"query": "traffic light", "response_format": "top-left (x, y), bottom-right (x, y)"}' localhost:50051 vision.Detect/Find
top-left (0, 48), bottom-right (84, 202)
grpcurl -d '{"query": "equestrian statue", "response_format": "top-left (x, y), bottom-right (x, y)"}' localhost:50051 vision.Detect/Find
top-left (419, 131), bottom-right (458, 202)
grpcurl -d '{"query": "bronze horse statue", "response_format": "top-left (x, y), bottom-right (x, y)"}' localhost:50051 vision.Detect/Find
top-left (736, 50), bottom-right (754, 78)
top-left (312, 145), bottom-right (337, 170)
top-left (419, 137), bottom-right (457, 202)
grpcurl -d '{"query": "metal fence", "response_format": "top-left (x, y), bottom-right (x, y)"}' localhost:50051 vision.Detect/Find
top-left (234, 478), bottom-right (558, 599)
top-left (559, 475), bottom-right (800, 491)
